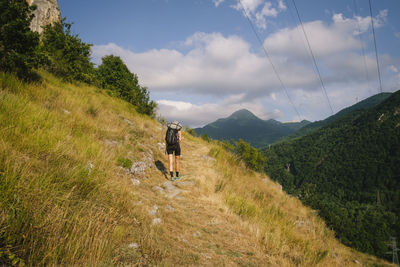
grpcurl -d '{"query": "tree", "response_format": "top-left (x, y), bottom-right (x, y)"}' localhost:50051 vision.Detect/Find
top-left (96, 55), bottom-right (156, 116)
top-left (41, 18), bottom-right (95, 83)
top-left (233, 139), bottom-right (267, 172)
top-left (0, 0), bottom-right (41, 80)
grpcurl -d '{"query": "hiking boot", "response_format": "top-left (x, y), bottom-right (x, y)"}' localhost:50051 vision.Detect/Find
top-left (171, 177), bottom-right (175, 182)
top-left (175, 176), bottom-right (181, 181)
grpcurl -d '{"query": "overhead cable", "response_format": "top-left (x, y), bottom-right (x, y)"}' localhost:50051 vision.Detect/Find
top-left (368, 0), bottom-right (383, 93)
top-left (353, 0), bottom-right (371, 93)
top-left (238, 0), bottom-right (302, 121)
top-left (291, 0), bottom-right (334, 115)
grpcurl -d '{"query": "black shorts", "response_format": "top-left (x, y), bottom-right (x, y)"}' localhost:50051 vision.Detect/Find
top-left (166, 143), bottom-right (181, 156)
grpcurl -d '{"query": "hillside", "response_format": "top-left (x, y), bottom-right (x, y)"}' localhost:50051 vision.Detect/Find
top-left (281, 93), bottom-right (392, 141)
top-left (262, 90), bottom-right (400, 259)
top-left (0, 72), bottom-right (394, 266)
top-left (194, 109), bottom-right (310, 148)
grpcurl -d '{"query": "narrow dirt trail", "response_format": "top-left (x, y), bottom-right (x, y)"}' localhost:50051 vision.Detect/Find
top-left (136, 137), bottom-right (270, 266)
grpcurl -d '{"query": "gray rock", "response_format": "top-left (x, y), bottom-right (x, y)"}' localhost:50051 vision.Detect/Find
top-left (165, 205), bottom-right (175, 212)
top-left (124, 118), bottom-right (134, 126)
top-left (175, 180), bottom-right (196, 189)
top-left (152, 185), bottom-right (164, 194)
top-left (200, 155), bottom-right (216, 162)
top-left (163, 181), bottom-right (182, 198)
top-left (131, 161), bottom-right (146, 175)
top-left (128, 243), bottom-right (139, 249)
top-left (148, 205), bottom-right (158, 216)
top-left (104, 139), bottom-right (118, 146)
top-left (131, 178), bottom-right (140, 186)
top-left (152, 218), bottom-right (162, 225)
top-left (88, 162), bottom-right (94, 174)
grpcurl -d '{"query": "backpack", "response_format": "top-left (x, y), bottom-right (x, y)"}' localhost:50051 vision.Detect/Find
top-left (165, 127), bottom-right (178, 146)
top-left (165, 121), bottom-right (182, 146)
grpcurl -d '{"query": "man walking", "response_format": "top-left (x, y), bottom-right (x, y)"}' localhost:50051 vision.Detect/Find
top-left (165, 120), bottom-right (182, 181)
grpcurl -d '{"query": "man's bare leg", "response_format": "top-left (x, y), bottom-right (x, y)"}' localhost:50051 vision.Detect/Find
top-left (175, 156), bottom-right (180, 174)
top-left (168, 154), bottom-right (174, 179)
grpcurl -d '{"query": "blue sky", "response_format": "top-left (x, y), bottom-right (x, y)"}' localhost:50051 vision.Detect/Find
top-left (59, 0), bottom-right (400, 127)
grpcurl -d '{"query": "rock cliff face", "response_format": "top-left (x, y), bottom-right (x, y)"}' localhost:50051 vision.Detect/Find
top-left (27, 0), bottom-right (60, 34)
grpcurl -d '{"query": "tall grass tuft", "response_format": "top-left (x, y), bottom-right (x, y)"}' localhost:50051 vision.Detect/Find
top-left (0, 71), bottom-right (150, 265)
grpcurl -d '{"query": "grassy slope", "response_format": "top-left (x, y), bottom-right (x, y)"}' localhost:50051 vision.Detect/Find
top-left (0, 72), bottom-right (393, 266)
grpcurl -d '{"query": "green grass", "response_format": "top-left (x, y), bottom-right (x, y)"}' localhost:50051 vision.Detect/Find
top-left (0, 72), bottom-right (150, 265)
top-left (116, 157), bottom-right (132, 169)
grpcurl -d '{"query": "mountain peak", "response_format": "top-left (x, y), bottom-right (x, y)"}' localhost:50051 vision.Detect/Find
top-left (229, 109), bottom-right (260, 120)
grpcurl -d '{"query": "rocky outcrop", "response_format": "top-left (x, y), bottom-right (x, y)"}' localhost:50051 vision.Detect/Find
top-left (27, 0), bottom-right (61, 34)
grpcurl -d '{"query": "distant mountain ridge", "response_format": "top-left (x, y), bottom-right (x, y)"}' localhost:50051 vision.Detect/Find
top-left (194, 109), bottom-right (310, 147)
top-left (283, 92), bottom-right (392, 141)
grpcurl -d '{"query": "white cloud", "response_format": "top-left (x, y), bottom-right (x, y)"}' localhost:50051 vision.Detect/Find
top-left (278, 0), bottom-right (286, 10)
top-left (231, 0), bottom-right (286, 30)
top-left (232, 0), bottom-right (264, 14)
top-left (389, 65), bottom-right (398, 73)
top-left (92, 11), bottom-right (395, 126)
top-left (255, 2), bottom-right (278, 29)
top-left (265, 15), bottom-right (365, 59)
top-left (212, 0), bottom-right (224, 7)
top-left (93, 32), bottom-right (318, 98)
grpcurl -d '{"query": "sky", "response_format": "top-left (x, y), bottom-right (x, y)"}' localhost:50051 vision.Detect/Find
top-left (58, 0), bottom-right (400, 127)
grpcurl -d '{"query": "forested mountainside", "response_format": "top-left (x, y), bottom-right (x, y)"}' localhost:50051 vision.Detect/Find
top-left (281, 93), bottom-right (392, 141)
top-left (262, 90), bottom-right (400, 259)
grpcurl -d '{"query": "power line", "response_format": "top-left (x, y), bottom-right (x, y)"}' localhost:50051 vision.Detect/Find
top-left (291, 0), bottom-right (334, 115)
top-left (368, 0), bottom-right (383, 93)
top-left (238, 0), bottom-right (302, 121)
top-left (353, 0), bottom-right (371, 93)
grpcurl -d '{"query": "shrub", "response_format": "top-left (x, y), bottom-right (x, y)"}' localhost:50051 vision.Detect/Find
top-left (117, 158), bottom-right (132, 169)
top-left (96, 55), bottom-right (156, 116)
top-left (200, 134), bottom-right (211, 142)
top-left (0, 0), bottom-right (41, 80)
top-left (232, 139), bottom-right (266, 172)
top-left (41, 18), bottom-right (95, 83)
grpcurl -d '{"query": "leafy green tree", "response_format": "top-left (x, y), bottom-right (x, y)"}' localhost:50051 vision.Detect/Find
top-left (41, 18), bottom-right (95, 83)
top-left (96, 55), bottom-right (156, 116)
top-left (233, 139), bottom-right (267, 172)
top-left (0, 0), bottom-right (41, 80)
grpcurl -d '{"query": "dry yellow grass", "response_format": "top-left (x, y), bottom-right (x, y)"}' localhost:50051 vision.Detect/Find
top-left (0, 71), bottom-right (395, 266)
